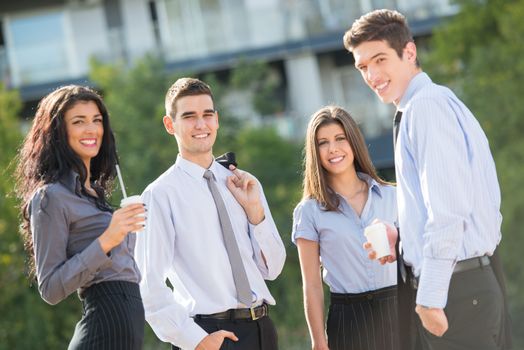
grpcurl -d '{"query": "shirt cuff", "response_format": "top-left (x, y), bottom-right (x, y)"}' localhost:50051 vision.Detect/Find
top-left (291, 230), bottom-right (319, 244)
top-left (250, 216), bottom-right (270, 238)
top-left (176, 320), bottom-right (208, 350)
top-left (249, 218), bottom-right (279, 279)
top-left (251, 218), bottom-right (280, 253)
top-left (416, 257), bottom-right (454, 308)
top-left (78, 239), bottom-right (112, 274)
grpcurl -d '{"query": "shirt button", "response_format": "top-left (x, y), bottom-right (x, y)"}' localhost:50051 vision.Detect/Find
top-left (472, 299), bottom-right (478, 306)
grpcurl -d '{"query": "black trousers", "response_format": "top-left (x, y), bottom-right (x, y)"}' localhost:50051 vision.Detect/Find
top-left (68, 281), bottom-right (145, 350)
top-left (172, 315), bottom-right (278, 350)
top-left (416, 265), bottom-right (505, 350)
top-left (327, 286), bottom-right (399, 350)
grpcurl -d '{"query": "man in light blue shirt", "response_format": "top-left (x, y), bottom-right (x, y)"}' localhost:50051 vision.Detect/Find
top-left (344, 9), bottom-right (510, 350)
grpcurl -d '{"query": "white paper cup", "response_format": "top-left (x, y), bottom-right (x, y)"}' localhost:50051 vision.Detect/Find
top-left (120, 195), bottom-right (143, 208)
top-left (120, 195), bottom-right (146, 229)
top-left (364, 223), bottom-right (390, 259)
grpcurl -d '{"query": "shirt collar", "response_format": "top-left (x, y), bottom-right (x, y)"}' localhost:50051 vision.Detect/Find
top-left (59, 170), bottom-right (82, 194)
top-left (357, 172), bottom-right (383, 198)
top-left (175, 154), bottom-right (223, 180)
top-left (397, 72), bottom-right (432, 112)
top-left (334, 172), bottom-right (383, 199)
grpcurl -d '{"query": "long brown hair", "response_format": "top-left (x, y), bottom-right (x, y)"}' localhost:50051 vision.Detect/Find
top-left (302, 106), bottom-right (389, 211)
top-left (14, 85), bottom-right (117, 276)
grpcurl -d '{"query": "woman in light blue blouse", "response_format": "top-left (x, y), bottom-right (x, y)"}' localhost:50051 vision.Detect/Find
top-left (292, 106), bottom-right (398, 350)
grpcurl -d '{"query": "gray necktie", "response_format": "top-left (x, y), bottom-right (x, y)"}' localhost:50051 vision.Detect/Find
top-left (203, 169), bottom-right (253, 306)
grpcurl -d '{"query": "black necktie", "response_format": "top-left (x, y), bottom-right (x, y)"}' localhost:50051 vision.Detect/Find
top-left (393, 110), bottom-right (407, 282)
top-left (393, 111), bottom-right (403, 148)
top-left (216, 152), bottom-right (237, 169)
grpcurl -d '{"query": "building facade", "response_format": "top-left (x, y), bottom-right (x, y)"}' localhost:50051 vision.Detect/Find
top-left (0, 0), bottom-right (456, 168)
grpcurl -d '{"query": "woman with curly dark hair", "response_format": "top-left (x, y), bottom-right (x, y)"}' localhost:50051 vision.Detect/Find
top-left (15, 85), bottom-right (146, 349)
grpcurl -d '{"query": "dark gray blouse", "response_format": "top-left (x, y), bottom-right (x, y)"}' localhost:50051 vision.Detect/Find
top-left (29, 171), bottom-right (140, 305)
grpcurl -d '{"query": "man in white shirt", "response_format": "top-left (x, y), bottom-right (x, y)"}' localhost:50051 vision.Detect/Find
top-left (135, 77), bottom-right (286, 350)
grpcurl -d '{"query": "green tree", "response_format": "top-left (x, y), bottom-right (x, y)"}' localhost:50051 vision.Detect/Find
top-left (234, 127), bottom-right (307, 348)
top-left (0, 83), bottom-right (24, 348)
top-left (229, 60), bottom-right (284, 116)
top-left (0, 85), bottom-right (80, 349)
top-left (426, 0), bottom-right (524, 346)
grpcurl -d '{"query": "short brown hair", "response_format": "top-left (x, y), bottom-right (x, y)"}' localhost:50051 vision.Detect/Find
top-left (302, 106), bottom-right (390, 211)
top-left (165, 77), bottom-right (214, 118)
top-left (344, 9), bottom-right (415, 61)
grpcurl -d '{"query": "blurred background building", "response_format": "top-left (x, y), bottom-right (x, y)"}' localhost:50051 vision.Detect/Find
top-left (0, 0), bottom-right (457, 169)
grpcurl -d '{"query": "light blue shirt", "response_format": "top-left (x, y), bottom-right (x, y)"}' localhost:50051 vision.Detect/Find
top-left (396, 72), bottom-right (502, 308)
top-left (292, 173), bottom-right (397, 294)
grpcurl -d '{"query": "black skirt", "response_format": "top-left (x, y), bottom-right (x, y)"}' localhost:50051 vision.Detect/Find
top-left (327, 286), bottom-right (399, 350)
top-left (68, 280), bottom-right (145, 350)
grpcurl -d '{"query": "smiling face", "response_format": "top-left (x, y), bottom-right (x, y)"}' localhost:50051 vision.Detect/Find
top-left (64, 100), bottom-right (104, 170)
top-left (316, 122), bottom-right (355, 176)
top-left (163, 94), bottom-right (218, 167)
top-left (352, 40), bottom-right (420, 106)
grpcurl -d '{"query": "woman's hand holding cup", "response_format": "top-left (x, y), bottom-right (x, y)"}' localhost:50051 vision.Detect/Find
top-left (363, 219), bottom-right (398, 265)
top-left (98, 196), bottom-right (146, 253)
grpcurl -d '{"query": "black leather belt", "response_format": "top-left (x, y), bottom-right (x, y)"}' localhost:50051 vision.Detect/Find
top-left (195, 303), bottom-right (268, 321)
top-left (453, 255), bottom-right (490, 273)
top-left (411, 256), bottom-right (490, 289)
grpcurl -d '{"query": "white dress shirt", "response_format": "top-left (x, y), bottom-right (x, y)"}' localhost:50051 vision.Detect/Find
top-left (135, 155), bottom-right (286, 349)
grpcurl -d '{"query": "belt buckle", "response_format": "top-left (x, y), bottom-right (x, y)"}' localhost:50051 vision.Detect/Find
top-left (250, 306), bottom-right (260, 320)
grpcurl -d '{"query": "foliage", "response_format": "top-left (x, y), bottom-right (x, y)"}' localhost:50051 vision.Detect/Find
top-left (0, 84), bottom-right (80, 349)
top-left (426, 0), bottom-right (524, 346)
top-left (229, 60), bottom-right (285, 116)
top-left (234, 127), bottom-right (306, 346)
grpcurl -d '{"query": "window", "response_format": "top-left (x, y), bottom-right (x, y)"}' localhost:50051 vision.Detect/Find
top-left (160, 0), bottom-right (250, 60)
top-left (6, 10), bottom-right (71, 85)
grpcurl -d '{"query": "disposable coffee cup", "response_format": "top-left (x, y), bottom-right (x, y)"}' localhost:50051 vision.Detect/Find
top-left (120, 195), bottom-right (146, 229)
top-left (364, 223), bottom-right (390, 259)
top-left (120, 195), bottom-right (143, 208)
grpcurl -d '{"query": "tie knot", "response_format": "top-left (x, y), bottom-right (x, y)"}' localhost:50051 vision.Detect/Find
top-left (203, 169), bottom-right (214, 181)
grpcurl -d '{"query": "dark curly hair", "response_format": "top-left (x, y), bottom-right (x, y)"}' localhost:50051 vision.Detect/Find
top-left (14, 85), bottom-right (117, 276)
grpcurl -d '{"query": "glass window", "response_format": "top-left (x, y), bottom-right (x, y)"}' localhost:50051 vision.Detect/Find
top-left (8, 11), bottom-right (70, 85)
top-left (163, 1), bottom-right (206, 59)
top-left (163, 0), bottom-right (249, 60)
